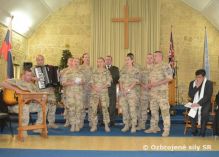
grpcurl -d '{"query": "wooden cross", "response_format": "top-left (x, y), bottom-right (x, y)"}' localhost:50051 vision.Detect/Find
top-left (112, 3), bottom-right (141, 49)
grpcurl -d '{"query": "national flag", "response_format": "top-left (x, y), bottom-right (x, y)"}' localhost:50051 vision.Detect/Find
top-left (0, 17), bottom-right (14, 78)
top-left (168, 29), bottom-right (175, 77)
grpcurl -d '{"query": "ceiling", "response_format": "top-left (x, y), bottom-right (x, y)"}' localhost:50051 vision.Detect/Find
top-left (0, 0), bottom-right (218, 37)
top-left (181, 0), bottom-right (219, 30)
top-left (0, 0), bottom-right (72, 37)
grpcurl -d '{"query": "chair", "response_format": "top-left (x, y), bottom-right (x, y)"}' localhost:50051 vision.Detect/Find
top-left (184, 96), bottom-right (215, 135)
top-left (0, 89), bottom-right (14, 137)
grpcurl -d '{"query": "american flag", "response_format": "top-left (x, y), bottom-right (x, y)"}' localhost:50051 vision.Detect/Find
top-left (168, 30), bottom-right (175, 78)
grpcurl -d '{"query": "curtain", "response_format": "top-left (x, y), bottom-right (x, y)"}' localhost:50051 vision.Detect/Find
top-left (91, 0), bottom-right (160, 67)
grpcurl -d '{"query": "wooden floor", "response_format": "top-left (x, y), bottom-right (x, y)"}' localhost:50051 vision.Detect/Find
top-left (0, 135), bottom-right (219, 151)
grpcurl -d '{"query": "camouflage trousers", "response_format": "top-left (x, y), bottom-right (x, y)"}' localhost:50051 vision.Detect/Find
top-left (8, 103), bottom-right (42, 126)
top-left (81, 89), bottom-right (91, 125)
top-left (90, 93), bottom-right (110, 126)
top-left (137, 91), bottom-right (149, 125)
top-left (47, 101), bottom-right (56, 124)
top-left (62, 94), bottom-right (69, 124)
top-left (120, 91), bottom-right (138, 127)
top-left (66, 94), bottom-right (83, 126)
top-left (150, 95), bottom-right (170, 131)
top-left (63, 106), bottom-right (70, 124)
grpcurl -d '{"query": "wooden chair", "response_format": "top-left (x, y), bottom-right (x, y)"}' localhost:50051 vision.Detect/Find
top-left (184, 96), bottom-right (216, 135)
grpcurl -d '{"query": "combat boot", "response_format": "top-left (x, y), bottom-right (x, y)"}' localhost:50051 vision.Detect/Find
top-left (144, 127), bottom-right (160, 133)
top-left (131, 126), bottom-right (136, 133)
top-left (90, 126), bottom-right (97, 132)
top-left (70, 125), bottom-right (75, 132)
top-left (75, 124), bottom-right (80, 132)
top-left (121, 125), bottom-right (129, 132)
top-left (136, 122), bottom-right (145, 131)
top-left (79, 122), bottom-right (84, 129)
top-left (64, 122), bottom-right (70, 128)
top-left (48, 123), bottom-right (59, 129)
top-left (105, 125), bottom-right (111, 132)
top-left (162, 130), bottom-right (169, 137)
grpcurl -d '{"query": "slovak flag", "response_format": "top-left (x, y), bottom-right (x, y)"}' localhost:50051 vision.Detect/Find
top-left (0, 19), bottom-right (14, 78)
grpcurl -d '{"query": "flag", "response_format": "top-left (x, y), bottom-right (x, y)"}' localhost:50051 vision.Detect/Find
top-left (0, 17), bottom-right (14, 78)
top-left (168, 29), bottom-right (175, 77)
top-left (203, 27), bottom-right (210, 80)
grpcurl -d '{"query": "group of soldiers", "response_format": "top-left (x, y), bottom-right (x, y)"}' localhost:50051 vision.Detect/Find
top-left (0, 50), bottom-right (173, 137)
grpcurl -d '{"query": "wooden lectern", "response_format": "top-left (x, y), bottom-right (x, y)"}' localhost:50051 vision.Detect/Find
top-left (17, 92), bottom-right (48, 141)
top-left (168, 79), bottom-right (176, 105)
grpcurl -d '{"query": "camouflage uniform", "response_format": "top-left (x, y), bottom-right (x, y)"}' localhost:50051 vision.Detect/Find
top-left (61, 68), bottom-right (84, 132)
top-left (79, 64), bottom-right (93, 128)
top-left (32, 67), bottom-right (57, 127)
top-left (60, 67), bottom-right (70, 127)
top-left (7, 79), bottom-right (42, 135)
top-left (119, 66), bottom-right (141, 132)
top-left (90, 68), bottom-right (112, 132)
top-left (147, 63), bottom-right (172, 136)
top-left (137, 65), bottom-right (152, 130)
top-left (134, 64), bottom-right (144, 130)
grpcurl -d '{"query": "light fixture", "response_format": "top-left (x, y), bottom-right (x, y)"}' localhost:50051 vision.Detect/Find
top-left (7, 10), bottom-right (32, 35)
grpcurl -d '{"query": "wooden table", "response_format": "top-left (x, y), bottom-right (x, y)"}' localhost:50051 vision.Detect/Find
top-left (17, 92), bottom-right (48, 141)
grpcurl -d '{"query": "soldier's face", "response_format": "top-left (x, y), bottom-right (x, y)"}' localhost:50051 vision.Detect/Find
top-left (105, 56), bottom-right (112, 65)
top-left (83, 54), bottom-right (90, 64)
top-left (97, 59), bottom-right (105, 68)
top-left (74, 59), bottom-right (80, 67)
top-left (23, 71), bottom-right (33, 82)
top-left (67, 58), bottom-right (74, 67)
top-left (125, 56), bottom-right (133, 66)
top-left (154, 53), bottom-right (163, 64)
top-left (36, 56), bottom-right (44, 66)
top-left (147, 55), bottom-right (153, 64)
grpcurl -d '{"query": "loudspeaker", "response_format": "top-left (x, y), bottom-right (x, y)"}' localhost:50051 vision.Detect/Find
top-left (23, 62), bottom-right (33, 70)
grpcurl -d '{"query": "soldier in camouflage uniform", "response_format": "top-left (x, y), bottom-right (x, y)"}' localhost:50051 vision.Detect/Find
top-left (144, 51), bottom-right (173, 137)
top-left (136, 53), bottom-right (154, 130)
top-left (90, 57), bottom-right (112, 132)
top-left (32, 55), bottom-right (58, 129)
top-left (79, 53), bottom-right (93, 128)
top-left (60, 57), bottom-right (74, 127)
top-left (0, 69), bottom-right (43, 137)
top-left (61, 58), bottom-right (84, 132)
top-left (119, 53), bottom-right (141, 133)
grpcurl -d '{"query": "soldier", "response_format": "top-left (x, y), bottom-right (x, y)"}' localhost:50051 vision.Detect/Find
top-left (32, 55), bottom-right (58, 129)
top-left (61, 58), bottom-right (84, 132)
top-left (60, 57), bottom-right (74, 127)
top-left (90, 57), bottom-right (112, 132)
top-left (144, 51), bottom-right (173, 137)
top-left (119, 53), bottom-right (141, 133)
top-left (136, 53), bottom-right (153, 130)
top-left (0, 69), bottom-right (43, 137)
top-left (79, 52), bottom-right (93, 128)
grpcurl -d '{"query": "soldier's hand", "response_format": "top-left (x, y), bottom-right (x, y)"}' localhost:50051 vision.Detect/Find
top-left (150, 82), bottom-right (158, 88)
top-left (15, 89), bottom-right (23, 94)
top-left (32, 77), bottom-right (40, 81)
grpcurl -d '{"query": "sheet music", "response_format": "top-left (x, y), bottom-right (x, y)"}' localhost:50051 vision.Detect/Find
top-left (185, 102), bottom-right (201, 119)
top-left (184, 102), bottom-right (192, 108)
top-left (188, 108), bottom-right (197, 118)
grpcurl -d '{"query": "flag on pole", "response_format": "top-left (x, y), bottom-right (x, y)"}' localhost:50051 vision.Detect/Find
top-left (203, 27), bottom-right (210, 80)
top-left (168, 26), bottom-right (175, 78)
top-left (0, 17), bottom-right (14, 78)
